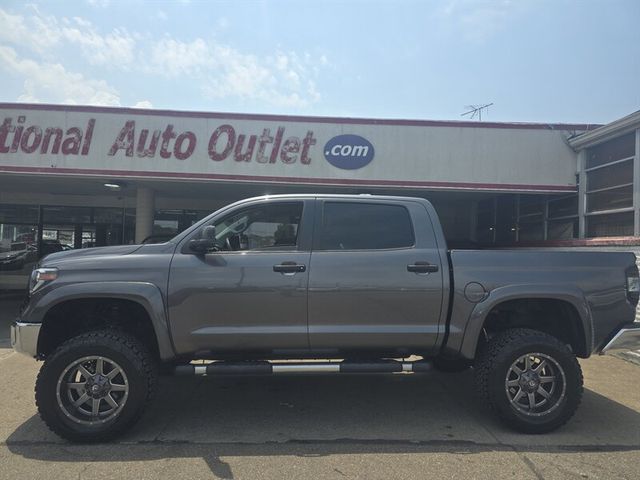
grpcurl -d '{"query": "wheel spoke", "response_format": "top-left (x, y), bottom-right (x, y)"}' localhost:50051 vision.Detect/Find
top-left (511, 365), bottom-right (523, 375)
top-left (507, 379), bottom-right (520, 387)
top-left (539, 375), bottom-right (556, 384)
top-left (527, 392), bottom-right (536, 410)
top-left (533, 359), bottom-right (547, 373)
top-left (537, 386), bottom-right (551, 400)
top-left (96, 358), bottom-right (104, 375)
top-left (73, 393), bottom-right (90, 407)
top-left (524, 356), bottom-right (531, 371)
top-left (67, 382), bottom-right (86, 391)
top-left (77, 365), bottom-right (93, 379)
top-left (106, 368), bottom-right (121, 380)
top-left (91, 398), bottom-right (101, 416)
top-left (513, 388), bottom-right (525, 403)
top-left (110, 383), bottom-right (127, 392)
top-left (104, 394), bottom-right (118, 409)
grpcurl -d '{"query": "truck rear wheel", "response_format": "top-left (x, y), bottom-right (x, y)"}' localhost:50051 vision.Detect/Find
top-left (475, 328), bottom-right (583, 433)
top-left (35, 330), bottom-right (156, 442)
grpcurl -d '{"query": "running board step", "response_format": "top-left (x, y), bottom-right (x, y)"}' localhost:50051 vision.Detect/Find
top-left (174, 360), bottom-right (433, 376)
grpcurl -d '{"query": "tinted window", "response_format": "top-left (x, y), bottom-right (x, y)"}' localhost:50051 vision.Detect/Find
top-left (318, 202), bottom-right (414, 250)
top-left (212, 202), bottom-right (303, 251)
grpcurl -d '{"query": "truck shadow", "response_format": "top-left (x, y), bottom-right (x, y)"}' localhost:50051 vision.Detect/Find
top-left (6, 372), bottom-right (640, 479)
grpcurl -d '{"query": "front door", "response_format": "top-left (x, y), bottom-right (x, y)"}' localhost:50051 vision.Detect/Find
top-left (307, 199), bottom-right (445, 355)
top-left (168, 200), bottom-right (313, 356)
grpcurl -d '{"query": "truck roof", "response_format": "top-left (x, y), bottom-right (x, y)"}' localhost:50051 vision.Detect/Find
top-left (235, 193), bottom-right (431, 203)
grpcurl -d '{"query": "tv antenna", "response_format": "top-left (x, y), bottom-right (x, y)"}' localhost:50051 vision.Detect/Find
top-left (461, 103), bottom-right (493, 121)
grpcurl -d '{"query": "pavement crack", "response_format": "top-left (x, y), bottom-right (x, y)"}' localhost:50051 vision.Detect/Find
top-left (519, 453), bottom-right (545, 480)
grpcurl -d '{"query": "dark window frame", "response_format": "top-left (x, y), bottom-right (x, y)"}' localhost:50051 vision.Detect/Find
top-left (314, 201), bottom-right (416, 252)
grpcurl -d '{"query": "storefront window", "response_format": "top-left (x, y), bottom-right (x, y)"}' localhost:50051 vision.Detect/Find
top-left (475, 199), bottom-right (495, 244)
top-left (517, 195), bottom-right (546, 242)
top-left (0, 222), bottom-right (39, 292)
top-left (586, 212), bottom-right (634, 237)
top-left (0, 204), bottom-right (39, 224)
top-left (584, 132), bottom-right (636, 237)
top-left (586, 132), bottom-right (635, 169)
top-left (518, 222), bottom-right (544, 242)
top-left (548, 195), bottom-right (578, 219)
top-left (1, 204), bottom-right (132, 292)
top-left (153, 209), bottom-right (210, 239)
top-left (496, 196), bottom-right (517, 243)
top-left (548, 218), bottom-right (578, 240)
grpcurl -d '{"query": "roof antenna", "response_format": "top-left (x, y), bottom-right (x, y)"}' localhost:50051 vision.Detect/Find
top-left (461, 103), bottom-right (494, 121)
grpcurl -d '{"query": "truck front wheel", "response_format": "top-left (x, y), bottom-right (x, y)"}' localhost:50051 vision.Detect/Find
top-left (35, 330), bottom-right (156, 442)
top-left (475, 328), bottom-right (583, 433)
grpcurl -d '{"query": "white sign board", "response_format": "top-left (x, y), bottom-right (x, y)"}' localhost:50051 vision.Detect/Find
top-left (0, 104), bottom-right (586, 192)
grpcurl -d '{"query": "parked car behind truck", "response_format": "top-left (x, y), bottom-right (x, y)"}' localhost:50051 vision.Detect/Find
top-left (11, 194), bottom-right (640, 442)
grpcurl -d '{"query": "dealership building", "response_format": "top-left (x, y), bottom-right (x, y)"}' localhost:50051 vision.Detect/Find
top-left (1, 102), bottom-right (639, 290)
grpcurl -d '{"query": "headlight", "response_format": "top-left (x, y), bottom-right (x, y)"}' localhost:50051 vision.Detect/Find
top-left (29, 267), bottom-right (58, 293)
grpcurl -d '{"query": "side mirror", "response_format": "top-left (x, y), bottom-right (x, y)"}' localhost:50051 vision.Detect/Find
top-left (188, 225), bottom-right (217, 254)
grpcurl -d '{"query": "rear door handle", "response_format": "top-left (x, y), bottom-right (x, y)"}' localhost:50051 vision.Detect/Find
top-left (273, 262), bottom-right (306, 274)
top-left (407, 262), bottom-right (439, 274)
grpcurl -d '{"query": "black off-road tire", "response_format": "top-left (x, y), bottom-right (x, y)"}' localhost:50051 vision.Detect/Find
top-left (35, 329), bottom-right (157, 443)
top-left (475, 328), bottom-right (583, 434)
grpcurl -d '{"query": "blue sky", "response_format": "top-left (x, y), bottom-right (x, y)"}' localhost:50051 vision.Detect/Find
top-left (0, 0), bottom-right (638, 123)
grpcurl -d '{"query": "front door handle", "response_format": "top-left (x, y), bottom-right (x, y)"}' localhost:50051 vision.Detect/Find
top-left (273, 262), bottom-right (306, 274)
top-left (407, 262), bottom-right (439, 274)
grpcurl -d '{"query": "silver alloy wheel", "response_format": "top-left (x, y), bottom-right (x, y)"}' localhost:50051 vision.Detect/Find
top-left (56, 356), bottom-right (129, 425)
top-left (505, 352), bottom-right (566, 417)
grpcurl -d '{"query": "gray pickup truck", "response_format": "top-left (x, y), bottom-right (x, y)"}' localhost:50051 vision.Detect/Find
top-left (11, 194), bottom-right (640, 442)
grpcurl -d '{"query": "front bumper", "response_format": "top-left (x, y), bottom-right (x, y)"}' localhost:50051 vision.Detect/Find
top-left (600, 325), bottom-right (640, 355)
top-left (11, 321), bottom-right (41, 358)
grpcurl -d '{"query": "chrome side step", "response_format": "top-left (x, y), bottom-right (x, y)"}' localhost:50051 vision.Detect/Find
top-left (174, 360), bottom-right (433, 376)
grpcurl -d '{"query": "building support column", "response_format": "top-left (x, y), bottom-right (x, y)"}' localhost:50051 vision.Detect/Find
top-left (577, 150), bottom-right (587, 239)
top-left (634, 128), bottom-right (640, 236)
top-left (135, 186), bottom-right (155, 244)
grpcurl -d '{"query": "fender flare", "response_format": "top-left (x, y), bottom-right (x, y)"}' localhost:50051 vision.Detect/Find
top-left (458, 284), bottom-right (593, 360)
top-left (29, 282), bottom-right (175, 361)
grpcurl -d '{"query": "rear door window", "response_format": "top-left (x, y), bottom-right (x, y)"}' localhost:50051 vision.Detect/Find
top-left (317, 202), bottom-right (415, 250)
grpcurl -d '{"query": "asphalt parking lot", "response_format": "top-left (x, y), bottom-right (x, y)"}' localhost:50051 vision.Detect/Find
top-left (1, 293), bottom-right (639, 479)
top-left (1, 343), bottom-right (639, 480)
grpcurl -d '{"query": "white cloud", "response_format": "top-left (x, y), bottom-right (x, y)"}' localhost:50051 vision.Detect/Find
top-left (0, 7), bottom-right (328, 110)
top-left (0, 8), bottom-right (62, 53)
top-left (438, 0), bottom-right (525, 42)
top-left (133, 100), bottom-right (153, 108)
top-left (0, 8), bottom-right (136, 68)
top-left (86, 0), bottom-right (111, 7)
top-left (0, 45), bottom-right (120, 106)
top-left (152, 38), bottom-right (325, 108)
top-left (62, 20), bottom-right (136, 68)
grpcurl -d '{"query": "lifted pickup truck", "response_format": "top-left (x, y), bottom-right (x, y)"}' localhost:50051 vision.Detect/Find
top-left (12, 194), bottom-right (640, 442)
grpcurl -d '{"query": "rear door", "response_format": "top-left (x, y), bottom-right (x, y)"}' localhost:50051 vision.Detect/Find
top-left (307, 199), bottom-right (445, 354)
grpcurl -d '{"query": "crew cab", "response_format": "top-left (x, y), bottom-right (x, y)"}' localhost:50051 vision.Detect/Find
top-left (11, 194), bottom-right (640, 442)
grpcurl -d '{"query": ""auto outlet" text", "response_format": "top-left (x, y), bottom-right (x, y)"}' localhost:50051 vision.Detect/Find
top-left (108, 121), bottom-right (317, 164)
